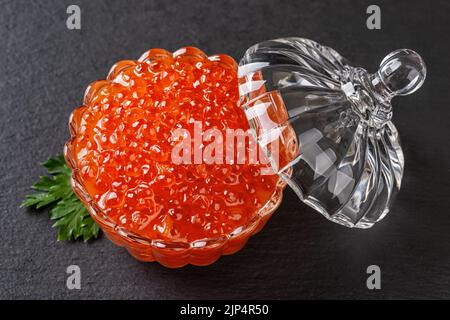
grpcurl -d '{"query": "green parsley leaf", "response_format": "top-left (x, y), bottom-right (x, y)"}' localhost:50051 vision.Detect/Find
top-left (21, 155), bottom-right (101, 241)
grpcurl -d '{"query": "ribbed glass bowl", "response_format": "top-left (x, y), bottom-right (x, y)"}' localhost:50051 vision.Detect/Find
top-left (63, 48), bottom-right (287, 268)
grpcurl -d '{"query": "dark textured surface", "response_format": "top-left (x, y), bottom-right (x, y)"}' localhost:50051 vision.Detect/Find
top-left (0, 0), bottom-right (449, 299)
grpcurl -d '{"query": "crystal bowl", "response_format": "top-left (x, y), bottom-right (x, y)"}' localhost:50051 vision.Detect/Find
top-left (64, 48), bottom-right (287, 268)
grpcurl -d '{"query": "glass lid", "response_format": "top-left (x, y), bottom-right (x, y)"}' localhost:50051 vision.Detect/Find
top-left (238, 37), bottom-right (426, 228)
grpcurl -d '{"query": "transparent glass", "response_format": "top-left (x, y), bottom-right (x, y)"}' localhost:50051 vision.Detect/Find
top-left (239, 38), bottom-right (426, 228)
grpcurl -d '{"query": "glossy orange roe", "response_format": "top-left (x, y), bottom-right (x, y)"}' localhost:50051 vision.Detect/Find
top-left (69, 47), bottom-right (279, 242)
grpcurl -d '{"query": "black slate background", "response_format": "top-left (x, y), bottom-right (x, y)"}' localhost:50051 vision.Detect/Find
top-left (0, 0), bottom-right (449, 299)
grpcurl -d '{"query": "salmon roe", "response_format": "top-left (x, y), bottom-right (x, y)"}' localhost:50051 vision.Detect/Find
top-left (69, 47), bottom-right (279, 242)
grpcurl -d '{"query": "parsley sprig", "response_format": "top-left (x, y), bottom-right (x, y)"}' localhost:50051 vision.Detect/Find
top-left (21, 155), bottom-right (100, 241)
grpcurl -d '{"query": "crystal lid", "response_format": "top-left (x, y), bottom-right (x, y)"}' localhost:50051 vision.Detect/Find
top-left (238, 37), bottom-right (426, 228)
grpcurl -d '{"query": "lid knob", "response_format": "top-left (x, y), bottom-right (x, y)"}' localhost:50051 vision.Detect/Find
top-left (371, 49), bottom-right (426, 99)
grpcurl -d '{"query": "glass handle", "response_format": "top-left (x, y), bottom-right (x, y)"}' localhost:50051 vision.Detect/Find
top-left (370, 49), bottom-right (426, 101)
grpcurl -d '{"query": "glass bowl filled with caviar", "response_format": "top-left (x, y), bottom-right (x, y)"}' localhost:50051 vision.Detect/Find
top-left (64, 47), bottom-right (288, 268)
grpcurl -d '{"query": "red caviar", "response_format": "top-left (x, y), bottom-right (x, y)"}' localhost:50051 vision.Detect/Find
top-left (65, 47), bottom-right (284, 266)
